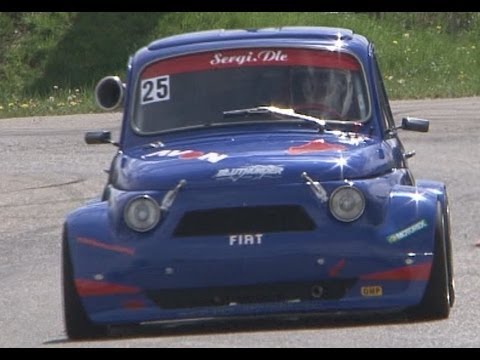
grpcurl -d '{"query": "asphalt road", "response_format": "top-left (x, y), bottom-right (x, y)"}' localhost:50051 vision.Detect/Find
top-left (1, 97), bottom-right (479, 348)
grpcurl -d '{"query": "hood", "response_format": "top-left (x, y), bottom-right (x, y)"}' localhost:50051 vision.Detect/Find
top-left (114, 131), bottom-right (394, 191)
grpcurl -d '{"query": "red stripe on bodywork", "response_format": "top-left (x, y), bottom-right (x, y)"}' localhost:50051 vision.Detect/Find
top-left (288, 139), bottom-right (346, 155)
top-left (142, 48), bottom-right (360, 79)
top-left (328, 258), bottom-right (346, 277)
top-left (77, 236), bottom-right (135, 256)
top-left (75, 279), bottom-right (141, 297)
top-left (359, 262), bottom-right (432, 281)
top-left (123, 299), bottom-right (146, 309)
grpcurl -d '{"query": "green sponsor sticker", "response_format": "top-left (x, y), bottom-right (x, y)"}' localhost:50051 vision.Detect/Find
top-left (387, 219), bottom-right (428, 244)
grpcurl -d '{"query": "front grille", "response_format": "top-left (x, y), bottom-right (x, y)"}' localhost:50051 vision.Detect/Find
top-left (173, 205), bottom-right (316, 237)
top-left (147, 279), bottom-right (356, 309)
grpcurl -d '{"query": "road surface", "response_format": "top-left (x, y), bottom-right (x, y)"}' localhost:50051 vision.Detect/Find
top-left (1, 97), bottom-right (479, 347)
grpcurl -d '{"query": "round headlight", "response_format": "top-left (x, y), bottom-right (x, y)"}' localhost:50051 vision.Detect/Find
top-left (124, 195), bottom-right (161, 232)
top-left (329, 185), bottom-right (365, 222)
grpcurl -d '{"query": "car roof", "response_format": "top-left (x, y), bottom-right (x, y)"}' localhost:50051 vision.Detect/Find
top-left (147, 27), bottom-right (356, 50)
top-left (132, 26), bottom-right (371, 65)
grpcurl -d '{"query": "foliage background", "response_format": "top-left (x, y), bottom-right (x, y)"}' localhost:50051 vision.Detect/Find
top-left (1, 12), bottom-right (479, 117)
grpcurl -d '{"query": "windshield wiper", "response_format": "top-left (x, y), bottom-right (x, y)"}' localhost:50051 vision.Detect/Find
top-left (223, 106), bottom-right (325, 132)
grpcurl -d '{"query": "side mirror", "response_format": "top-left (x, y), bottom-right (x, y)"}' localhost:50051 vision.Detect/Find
top-left (401, 117), bottom-right (429, 132)
top-left (85, 131), bottom-right (114, 145)
top-left (95, 76), bottom-right (125, 111)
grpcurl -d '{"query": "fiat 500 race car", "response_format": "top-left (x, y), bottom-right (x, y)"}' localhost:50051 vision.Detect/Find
top-left (62, 26), bottom-right (454, 339)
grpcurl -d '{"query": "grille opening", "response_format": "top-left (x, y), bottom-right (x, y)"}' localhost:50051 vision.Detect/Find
top-left (173, 205), bottom-right (316, 237)
top-left (147, 279), bottom-right (357, 309)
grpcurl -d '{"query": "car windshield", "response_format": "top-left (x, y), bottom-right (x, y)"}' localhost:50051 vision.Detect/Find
top-left (132, 47), bottom-right (371, 134)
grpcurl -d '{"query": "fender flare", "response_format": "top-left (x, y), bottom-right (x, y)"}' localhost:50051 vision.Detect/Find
top-left (383, 184), bottom-right (440, 253)
top-left (64, 201), bottom-right (123, 277)
top-left (416, 179), bottom-right (454, 306)
top-left (416, 180), bottom-right (450, 239)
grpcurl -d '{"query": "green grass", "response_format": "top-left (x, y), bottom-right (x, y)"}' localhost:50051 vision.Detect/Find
top-left (1, 12), bottom-right (480, 118)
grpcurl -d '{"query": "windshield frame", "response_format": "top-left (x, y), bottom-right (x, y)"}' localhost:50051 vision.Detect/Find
top-left (129, 44), bottom-right (372, 136)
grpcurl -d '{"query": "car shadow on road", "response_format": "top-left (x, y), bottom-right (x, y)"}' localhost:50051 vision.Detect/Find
top-left (43, 311), bottom-right (440, 345)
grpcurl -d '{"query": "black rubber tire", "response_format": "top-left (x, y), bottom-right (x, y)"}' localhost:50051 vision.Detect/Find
top-left (62, 231), bottom-right (108, 340)
top-left (409, 202), bottom-right (451, 320)
top-left (443, 192), bottom-right (455, 307)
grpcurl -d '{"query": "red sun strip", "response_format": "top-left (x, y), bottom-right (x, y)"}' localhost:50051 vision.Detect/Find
top-left (142, 48), bottom-right (360, 79)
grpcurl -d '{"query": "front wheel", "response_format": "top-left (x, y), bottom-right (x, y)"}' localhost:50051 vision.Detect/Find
top-left (408, 202), bottom-right (451, 320)
top-left (443, 191), bottom-right (455, 307)
top-left (62, 230), bottom-right (108, 340)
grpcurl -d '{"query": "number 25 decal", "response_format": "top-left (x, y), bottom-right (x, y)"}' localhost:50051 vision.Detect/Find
top-left (141, 75), bottom-right (170, 104)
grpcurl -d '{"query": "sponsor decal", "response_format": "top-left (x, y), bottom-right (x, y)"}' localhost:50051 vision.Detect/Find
top-left (210, 49), bottom-right (288, 66)
top-left (142, 149), bottom-right (228, 163)
top-left (229, 234), bottom-right (263, 246)
top-left (288, 139), bottom-right (346, 155)
top-left (214, 165), bottom-right (284, 182)
top-left (361, 286), bottom-right (383, 297)
top-left (387, 219), bottom-right (428, 244)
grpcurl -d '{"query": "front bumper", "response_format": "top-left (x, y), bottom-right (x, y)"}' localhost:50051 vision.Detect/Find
top-left (75, 251), bottom-right (432, 325)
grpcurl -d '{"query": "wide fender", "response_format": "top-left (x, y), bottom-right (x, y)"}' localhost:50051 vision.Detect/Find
top-left (416, 179), bottom-right (451, 238)
top-left (416, 179), bottom-right (448, 211)
top-left (381, 184), bottom-right (440, 253)
top-left (64, 201), bottom-right (132, 278)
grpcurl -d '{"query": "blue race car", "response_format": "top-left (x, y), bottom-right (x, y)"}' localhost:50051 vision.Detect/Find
top-left (62, 26), bottom-right (454, 339)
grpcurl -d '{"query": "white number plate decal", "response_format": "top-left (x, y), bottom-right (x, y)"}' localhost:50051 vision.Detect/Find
top-left (141, 75), bottom-right (170, 104)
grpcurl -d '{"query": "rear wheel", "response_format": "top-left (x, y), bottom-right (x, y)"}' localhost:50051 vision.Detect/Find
top-left (62, 231), bottom-right (108, 340)
top-left (409, 202), bottom-right (450, 320)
